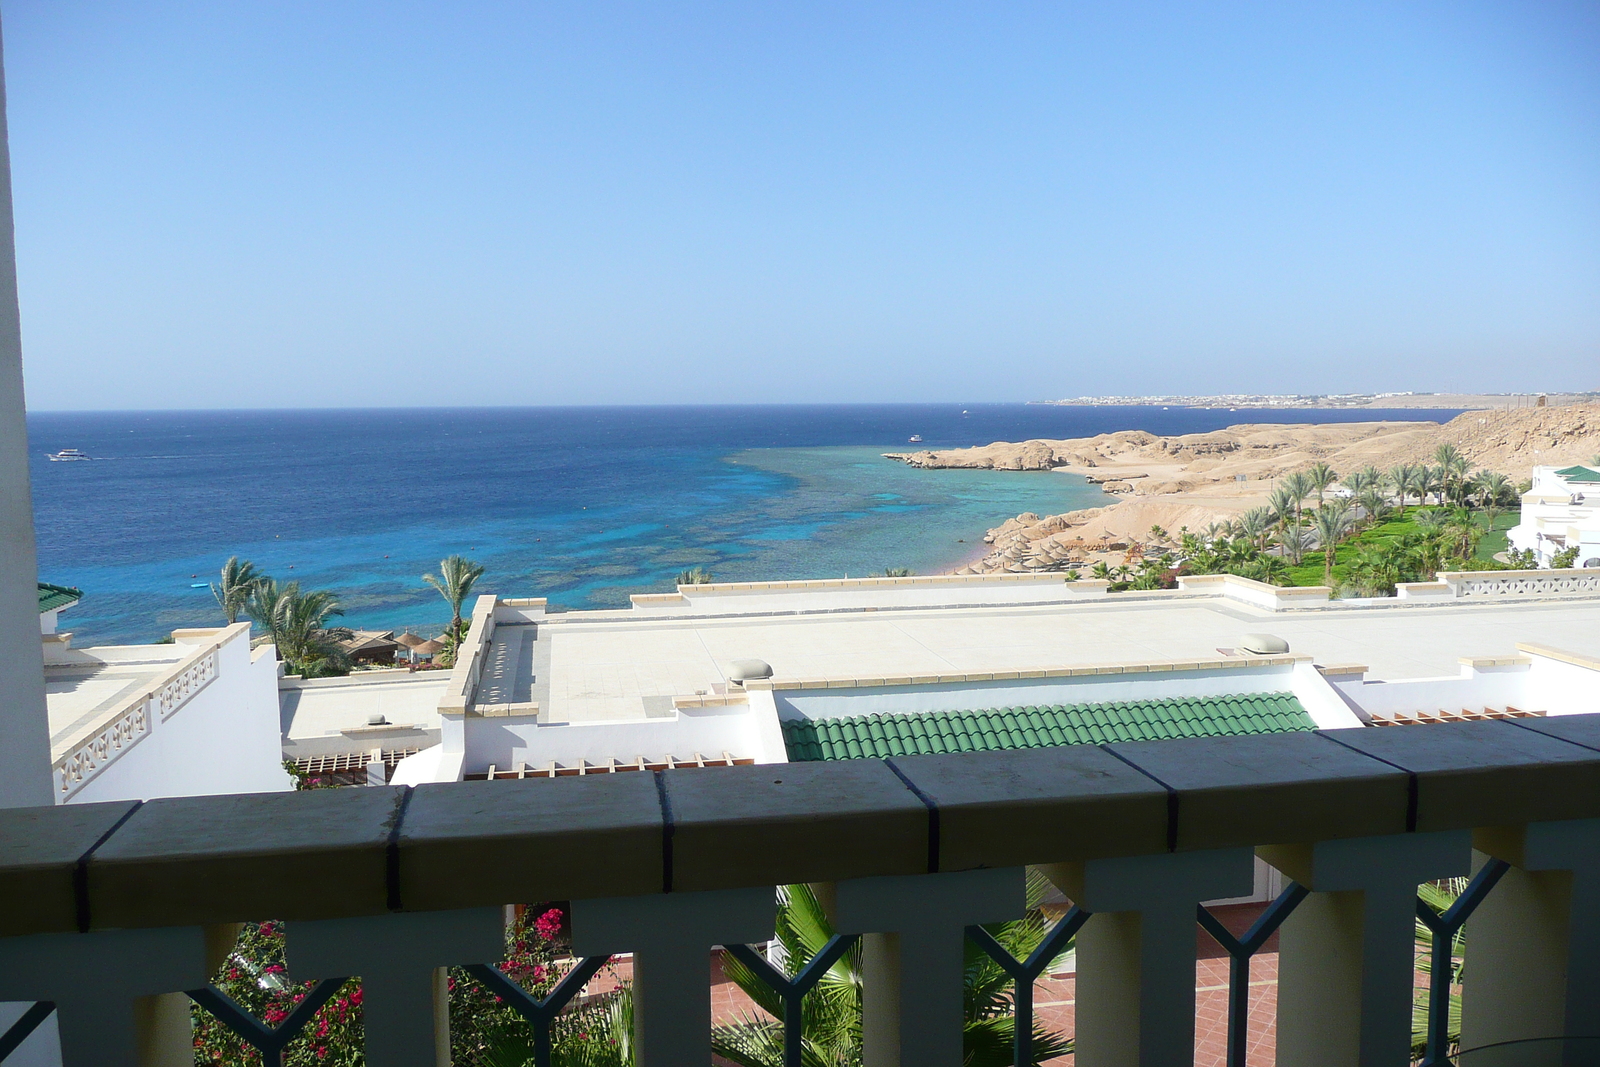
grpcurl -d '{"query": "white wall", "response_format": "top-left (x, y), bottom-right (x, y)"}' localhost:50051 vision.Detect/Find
top-left (68, 633), bottom-right (292, 804)
top-left (634, 575), bottom-right (1110, 616)
top-left (454, 699), bottom-right (785, 775)
top-left (1328, 664), bottom-right (1532, 719)
top-left (1525, 650), bottom-right (1600, 717)
top-left (0, 11), bottom-right (52, 811)
top-left (776, 663), bottom-right (1307, 722)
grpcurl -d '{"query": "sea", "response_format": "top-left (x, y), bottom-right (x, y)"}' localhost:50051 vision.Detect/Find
top-left (28, 404), bottom-right (1463, 645)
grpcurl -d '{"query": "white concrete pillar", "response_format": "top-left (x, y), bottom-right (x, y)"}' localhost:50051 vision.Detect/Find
top-left (0, 0), bottom-right (54, 811)
top-left (1463, 819), bottom-right (1600, 1055)
top-left (285, 907), bottom-right (506, 1067)
top-left (1263, 830), bottom-right (1471, 1067)
top-left (0, 926), bottom-right (209, 1067)
top-left (571, 887), bottom-right (775, 1067)
top-left (1045, 847), bottom-right (1255, 1067)
top-left (831, 867), bottom-right (1025, 1067)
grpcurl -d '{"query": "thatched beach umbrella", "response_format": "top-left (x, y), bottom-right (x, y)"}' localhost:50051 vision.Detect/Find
top-left (394, 632), bottom-right (427, 649)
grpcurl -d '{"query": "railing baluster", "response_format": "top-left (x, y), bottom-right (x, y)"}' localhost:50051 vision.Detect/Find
top-left (1196, 882), bottom-right (1309, 1067)
top-left (724, 934), bottom-right (858, 1067)
top-left (1414, 859), bottom-right (1510, 1067)
top-left (966, 904), bottom-right (1090, 1067)
top-left (464, 955), bottom-right (612, 1067)
top-left (187, 978), bottom-right (347, 1066)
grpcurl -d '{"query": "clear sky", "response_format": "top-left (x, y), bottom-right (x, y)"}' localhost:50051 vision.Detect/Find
top-left (4, 1), bottom-right (1598, 410)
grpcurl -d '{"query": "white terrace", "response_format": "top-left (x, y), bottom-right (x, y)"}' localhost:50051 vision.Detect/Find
top-left (457, 571), bottom-right (1600, 725)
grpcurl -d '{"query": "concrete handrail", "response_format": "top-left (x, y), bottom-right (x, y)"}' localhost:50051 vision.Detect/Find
top-left (5, 714), bottom-right (1599, 936)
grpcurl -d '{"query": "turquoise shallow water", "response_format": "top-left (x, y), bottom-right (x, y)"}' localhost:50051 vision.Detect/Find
top-left (27, 404), bottom-right (1459, 644)
top-left (723, 445), bottom-right (1104, 578)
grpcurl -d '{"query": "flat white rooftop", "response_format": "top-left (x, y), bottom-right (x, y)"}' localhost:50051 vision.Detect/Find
top-left (528, 596), bottom-right (1600, 722)
top-left (280, 670), bottom-right (451, 759)
top-left (44, 646), bottom-right (190, 758)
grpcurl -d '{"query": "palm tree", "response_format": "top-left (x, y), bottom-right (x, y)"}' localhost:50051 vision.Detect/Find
top-left (676, 566), bottom-right (715, 586)
top-left (274, 585), bottom-right (354, 677)
top-left (1313, 504), bottom-right (1354, 588)
top-left (1471, 470), bottom-right (1513, 533)
top-left (423, 555), bottom-right (487, 645)
top-left (1433, 444), bottom-right (1471, 504)
top-left (1357, 487), bottom-right (1388, 525)
top-left (713, 883), bottom-right (1071, 1067)
top-left (1275, 476), bottom-right (1314, 564)
top-left (211, 556), bottom-right (263, 624)
top-left (1386, 464), bottom-right (1419, 512)
top-left (1345, 465), bottom-right (1382, 495)
top-left (244, 578), bottom-right (293, 651)
top-left (1305, 462), bottom-right (1338, 507)
top-left (1420, 465), bottom-right (1447, 507)
top-left (1237, 507), bottom-right (1274, 552)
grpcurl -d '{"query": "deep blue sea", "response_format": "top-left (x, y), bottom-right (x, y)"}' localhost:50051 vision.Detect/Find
top-left (27, 405), bottom-right (1461, 644)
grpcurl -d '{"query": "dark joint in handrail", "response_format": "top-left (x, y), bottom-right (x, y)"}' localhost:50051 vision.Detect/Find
top-left (1316, 731), bottom-right (1419, 832)
top-left (884, 757), bottom-right (940, 873)
top-left (385, 787), bottom-right (415, 912)
top-left (653, 770), bottom-right (675, 894)
top-left (72, 799), bottom-right (142, 933)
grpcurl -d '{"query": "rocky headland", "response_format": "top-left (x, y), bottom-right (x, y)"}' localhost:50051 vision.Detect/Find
top-left (882, 404), bottom-right (1600, 574)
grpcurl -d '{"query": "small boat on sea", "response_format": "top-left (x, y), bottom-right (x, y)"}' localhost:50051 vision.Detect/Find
top-left (48, 448), bottom-right (90, 461)
top-left (908, 435), bottom-right (923, 443)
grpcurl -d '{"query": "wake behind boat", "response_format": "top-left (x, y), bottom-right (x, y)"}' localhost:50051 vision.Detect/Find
top-left (47, 448), bottom-right (90, 461)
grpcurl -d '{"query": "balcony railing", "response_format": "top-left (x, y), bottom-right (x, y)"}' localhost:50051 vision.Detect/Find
top-left (2, 714), bottom-right (1599, 1066)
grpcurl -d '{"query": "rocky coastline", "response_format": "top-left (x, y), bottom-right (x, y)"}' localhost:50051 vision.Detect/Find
top-left (883, 405), bottom-right (1600, 575)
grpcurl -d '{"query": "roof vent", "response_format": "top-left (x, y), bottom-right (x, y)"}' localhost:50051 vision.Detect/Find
top-left (726, 659), bottom-right (774, 687)
top-left (1239, 634), bottom-right (1289, 655)
top-left (367, 714), bottom-right (390, 726)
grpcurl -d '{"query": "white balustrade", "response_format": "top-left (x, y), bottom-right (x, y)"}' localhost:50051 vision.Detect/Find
top-left (4, 722), bottom-right (1600, 1067)
top-left (1264, 831), bottom-right (1472, 1067)
top-left (1444, 568), bottom-right (1600, 598)
top-left (571, 887), bottom-right (775, 1066)
top-left (832, 868), bottom-right (1025, 1067)
top-left (285, 907), bottom-right (505, 1067)
top-left (1046, 848), bottom-right (1256, 1067)
top-left (0, 926), bottom-right (208, 1067)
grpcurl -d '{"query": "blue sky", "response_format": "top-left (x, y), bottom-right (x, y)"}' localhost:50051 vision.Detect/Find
top-left (4, 1), bottom-right (1597, 409)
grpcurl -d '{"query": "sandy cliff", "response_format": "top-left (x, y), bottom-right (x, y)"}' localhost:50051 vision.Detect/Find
top-left (885, 405), bottom-right (1600, 574)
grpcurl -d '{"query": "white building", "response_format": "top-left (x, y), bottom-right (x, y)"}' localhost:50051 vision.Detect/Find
top-left (1507, 464), bottom-right (1600, 568)
top-left (392, 573), bottom-right (1600, 788)
top-left (43, 620), bottom-right (292, 803)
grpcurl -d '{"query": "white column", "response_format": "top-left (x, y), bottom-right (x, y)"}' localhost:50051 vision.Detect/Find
top-left (571, 886), bottom-right (775, 1067)
top-left (285, 907), bottom-right (506, 1067)
top-left (0, 0), bottom-right (54, 810)
top-left (1264, 830), bottom-right (1471, 1067)
top-left (1463, 818), bottom-right (1600, 1055)
top-left (0, 926), bottom-right (209, 1067)
top-left (1045, 847), bottom-right (1255, 1067)
top-left (831, 867), bottom-right (1025, 1067)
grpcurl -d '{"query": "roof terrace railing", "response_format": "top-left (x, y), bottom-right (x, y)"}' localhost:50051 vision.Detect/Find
top-left (2, 715), bottom-right (1599, 1065)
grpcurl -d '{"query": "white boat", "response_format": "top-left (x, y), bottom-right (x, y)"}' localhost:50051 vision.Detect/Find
top-left (908, 435), bottom-right (923, 443)
top-left (47, 449), bottom-right (90, 461)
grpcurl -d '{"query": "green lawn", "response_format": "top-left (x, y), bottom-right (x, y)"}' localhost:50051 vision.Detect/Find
top-left (1280, 509), bottom-right (1514, 589)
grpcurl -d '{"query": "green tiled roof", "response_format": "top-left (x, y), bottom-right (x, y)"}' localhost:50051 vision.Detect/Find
top-left (781, 693), bottom-right (1314, 761)
top-left (37, 583), bottom-right (82, 614)
top-left (1555, 465), bottom-right (1600, 484)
